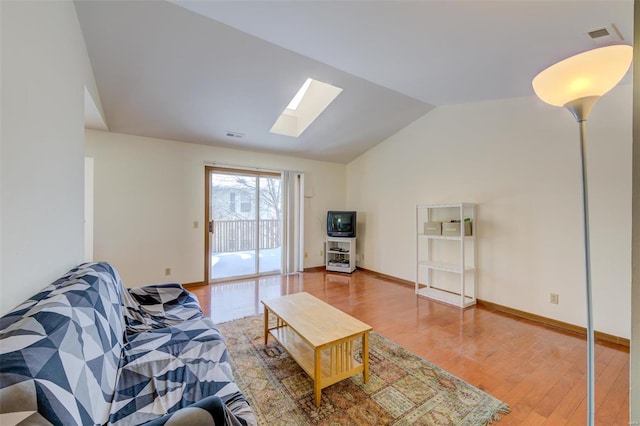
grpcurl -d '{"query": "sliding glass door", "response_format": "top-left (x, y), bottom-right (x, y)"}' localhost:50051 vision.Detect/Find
top-left (206, 167), bottom-right (282, 282)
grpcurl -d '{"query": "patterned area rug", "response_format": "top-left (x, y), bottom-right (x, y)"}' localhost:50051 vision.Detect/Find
top-left (218, 315), bottom-right (510, 425)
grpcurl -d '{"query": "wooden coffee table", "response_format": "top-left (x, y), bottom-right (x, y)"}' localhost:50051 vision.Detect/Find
top-left (262, 292), bottom-right (372, 406)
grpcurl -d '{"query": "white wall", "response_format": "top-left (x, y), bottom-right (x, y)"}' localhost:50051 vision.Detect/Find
top-left (84, 157), bottom-right (94, 262)
top-left (347, 86), bottom-right (632, 338)
top-left (84, 130), bottom-right (346, 287)
top-left (0, 1), bottom-right (94, 315)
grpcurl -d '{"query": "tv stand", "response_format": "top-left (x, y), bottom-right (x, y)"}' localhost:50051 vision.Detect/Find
top-left (325, 237), bottom-right (356, 273)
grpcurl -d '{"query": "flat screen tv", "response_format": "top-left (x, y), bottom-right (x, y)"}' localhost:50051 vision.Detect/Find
top-left (327, 211), bottom-right (357, 238)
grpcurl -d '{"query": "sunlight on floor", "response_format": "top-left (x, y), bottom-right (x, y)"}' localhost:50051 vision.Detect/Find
top-left (208, 274), bottom-right (304, 324)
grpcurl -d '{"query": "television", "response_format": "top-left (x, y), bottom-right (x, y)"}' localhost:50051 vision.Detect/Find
top-left (327, 211), bottom-right (357, 238)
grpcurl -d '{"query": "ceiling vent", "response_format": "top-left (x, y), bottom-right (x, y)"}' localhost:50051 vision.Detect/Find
top-left (225, 131), bottom-right (244, 139)
top-left (587, 24), bottom-right (623, 46)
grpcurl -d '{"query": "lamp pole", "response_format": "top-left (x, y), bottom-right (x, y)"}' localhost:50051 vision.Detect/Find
top-left (565, 96), bottom-right (598, 426)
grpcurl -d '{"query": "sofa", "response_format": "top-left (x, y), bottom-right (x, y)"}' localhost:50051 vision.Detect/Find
top-left (0, 262), bottom-right (256, 425)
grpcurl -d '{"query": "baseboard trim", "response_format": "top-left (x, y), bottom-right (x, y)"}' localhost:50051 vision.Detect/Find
top-left (358, 268), bottom-right (629, 347)
top-left (303, 266), bottom-right (326, 273)
top-left (357, 267), bottom-right (415, 287)
top-left (476, 299), bottom-right (629, 347)
top-left (183, 281), bottom-right (206, 288)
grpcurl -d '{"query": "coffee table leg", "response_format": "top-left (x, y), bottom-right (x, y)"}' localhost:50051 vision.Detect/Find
top-left (314, 349), bottom-right (322, 406)
top-left (264, 308), bottom-right (269, 345)
top-left (362, 332), bottom-right (369, 384)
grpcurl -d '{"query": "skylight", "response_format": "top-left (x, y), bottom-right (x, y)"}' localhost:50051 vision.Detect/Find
top-left (286, 78), bottom-right (312, 110)
top-left (270, 78), bottom-right (343, 138)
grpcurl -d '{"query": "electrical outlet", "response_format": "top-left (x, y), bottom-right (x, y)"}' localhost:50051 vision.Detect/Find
top-left (550, 293), bottom-right (559, 304)
top-left (304, 252), bottom-right (308, 258)
top-left (165, 268), bottom-right (171, 276)
top-left (193, 221), bottom-right (199, 229)
top-left (320, 250), bottom-right (323, 257)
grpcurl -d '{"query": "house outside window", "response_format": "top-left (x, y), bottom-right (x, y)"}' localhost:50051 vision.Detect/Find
top-left (241, 193), bottom-right (251, 213)
top-left (229, 192), bottom-right (236, 212)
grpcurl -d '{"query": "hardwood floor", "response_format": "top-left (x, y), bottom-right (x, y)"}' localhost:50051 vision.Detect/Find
top-left (185, 269), bottom-right (630, 425)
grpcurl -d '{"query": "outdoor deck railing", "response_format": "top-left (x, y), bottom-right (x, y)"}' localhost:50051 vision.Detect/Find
top-left (213, 219), bottom-right (281, 252)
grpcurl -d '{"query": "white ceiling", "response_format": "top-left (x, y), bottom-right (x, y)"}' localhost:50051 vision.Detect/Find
top-left (75, 0), bottom-right (633, 164)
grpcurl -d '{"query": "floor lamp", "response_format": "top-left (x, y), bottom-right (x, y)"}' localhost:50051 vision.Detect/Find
top-left (532, 44), bottom-right (632, 425)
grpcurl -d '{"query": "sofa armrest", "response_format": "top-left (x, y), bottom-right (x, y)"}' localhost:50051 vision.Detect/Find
top-left (140, 395), bottom-right (255, 426)
top-left (128, 284), bottom-right (202, 316)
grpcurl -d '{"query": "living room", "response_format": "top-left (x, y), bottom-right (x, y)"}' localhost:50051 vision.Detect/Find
top-left (2, 0), bottom-right (638, 424)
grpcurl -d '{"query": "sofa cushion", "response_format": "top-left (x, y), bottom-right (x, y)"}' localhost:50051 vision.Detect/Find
top-left (0, 262), bottom-right (127, 425)
top-left (109, 317), bottom-right (252, 425)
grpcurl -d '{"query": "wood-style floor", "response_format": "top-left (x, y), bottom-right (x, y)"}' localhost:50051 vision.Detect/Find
top-left (185, 269), bottom-right (629, 425)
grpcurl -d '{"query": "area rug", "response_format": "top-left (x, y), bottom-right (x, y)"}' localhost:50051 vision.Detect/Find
top-left (217, 314), bottom-right (510, 425)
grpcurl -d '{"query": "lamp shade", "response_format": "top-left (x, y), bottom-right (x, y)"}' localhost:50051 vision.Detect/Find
top-left (532, 45), bottom-right (632, 107)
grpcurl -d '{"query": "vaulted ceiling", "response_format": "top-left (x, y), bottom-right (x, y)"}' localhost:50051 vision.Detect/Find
top-left (75, 1), bottom-right (633, 163)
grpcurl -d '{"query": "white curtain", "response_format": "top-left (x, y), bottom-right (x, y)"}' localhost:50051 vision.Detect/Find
top-left (281, 171), bottom-right (304, 274)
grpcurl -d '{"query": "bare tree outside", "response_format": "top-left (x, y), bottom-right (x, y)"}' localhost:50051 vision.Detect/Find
top-left (259, 177), bottom-right (281, 221)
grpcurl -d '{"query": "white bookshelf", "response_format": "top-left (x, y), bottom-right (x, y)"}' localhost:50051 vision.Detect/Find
top-left (415, 203), bottom-right (477, 308)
